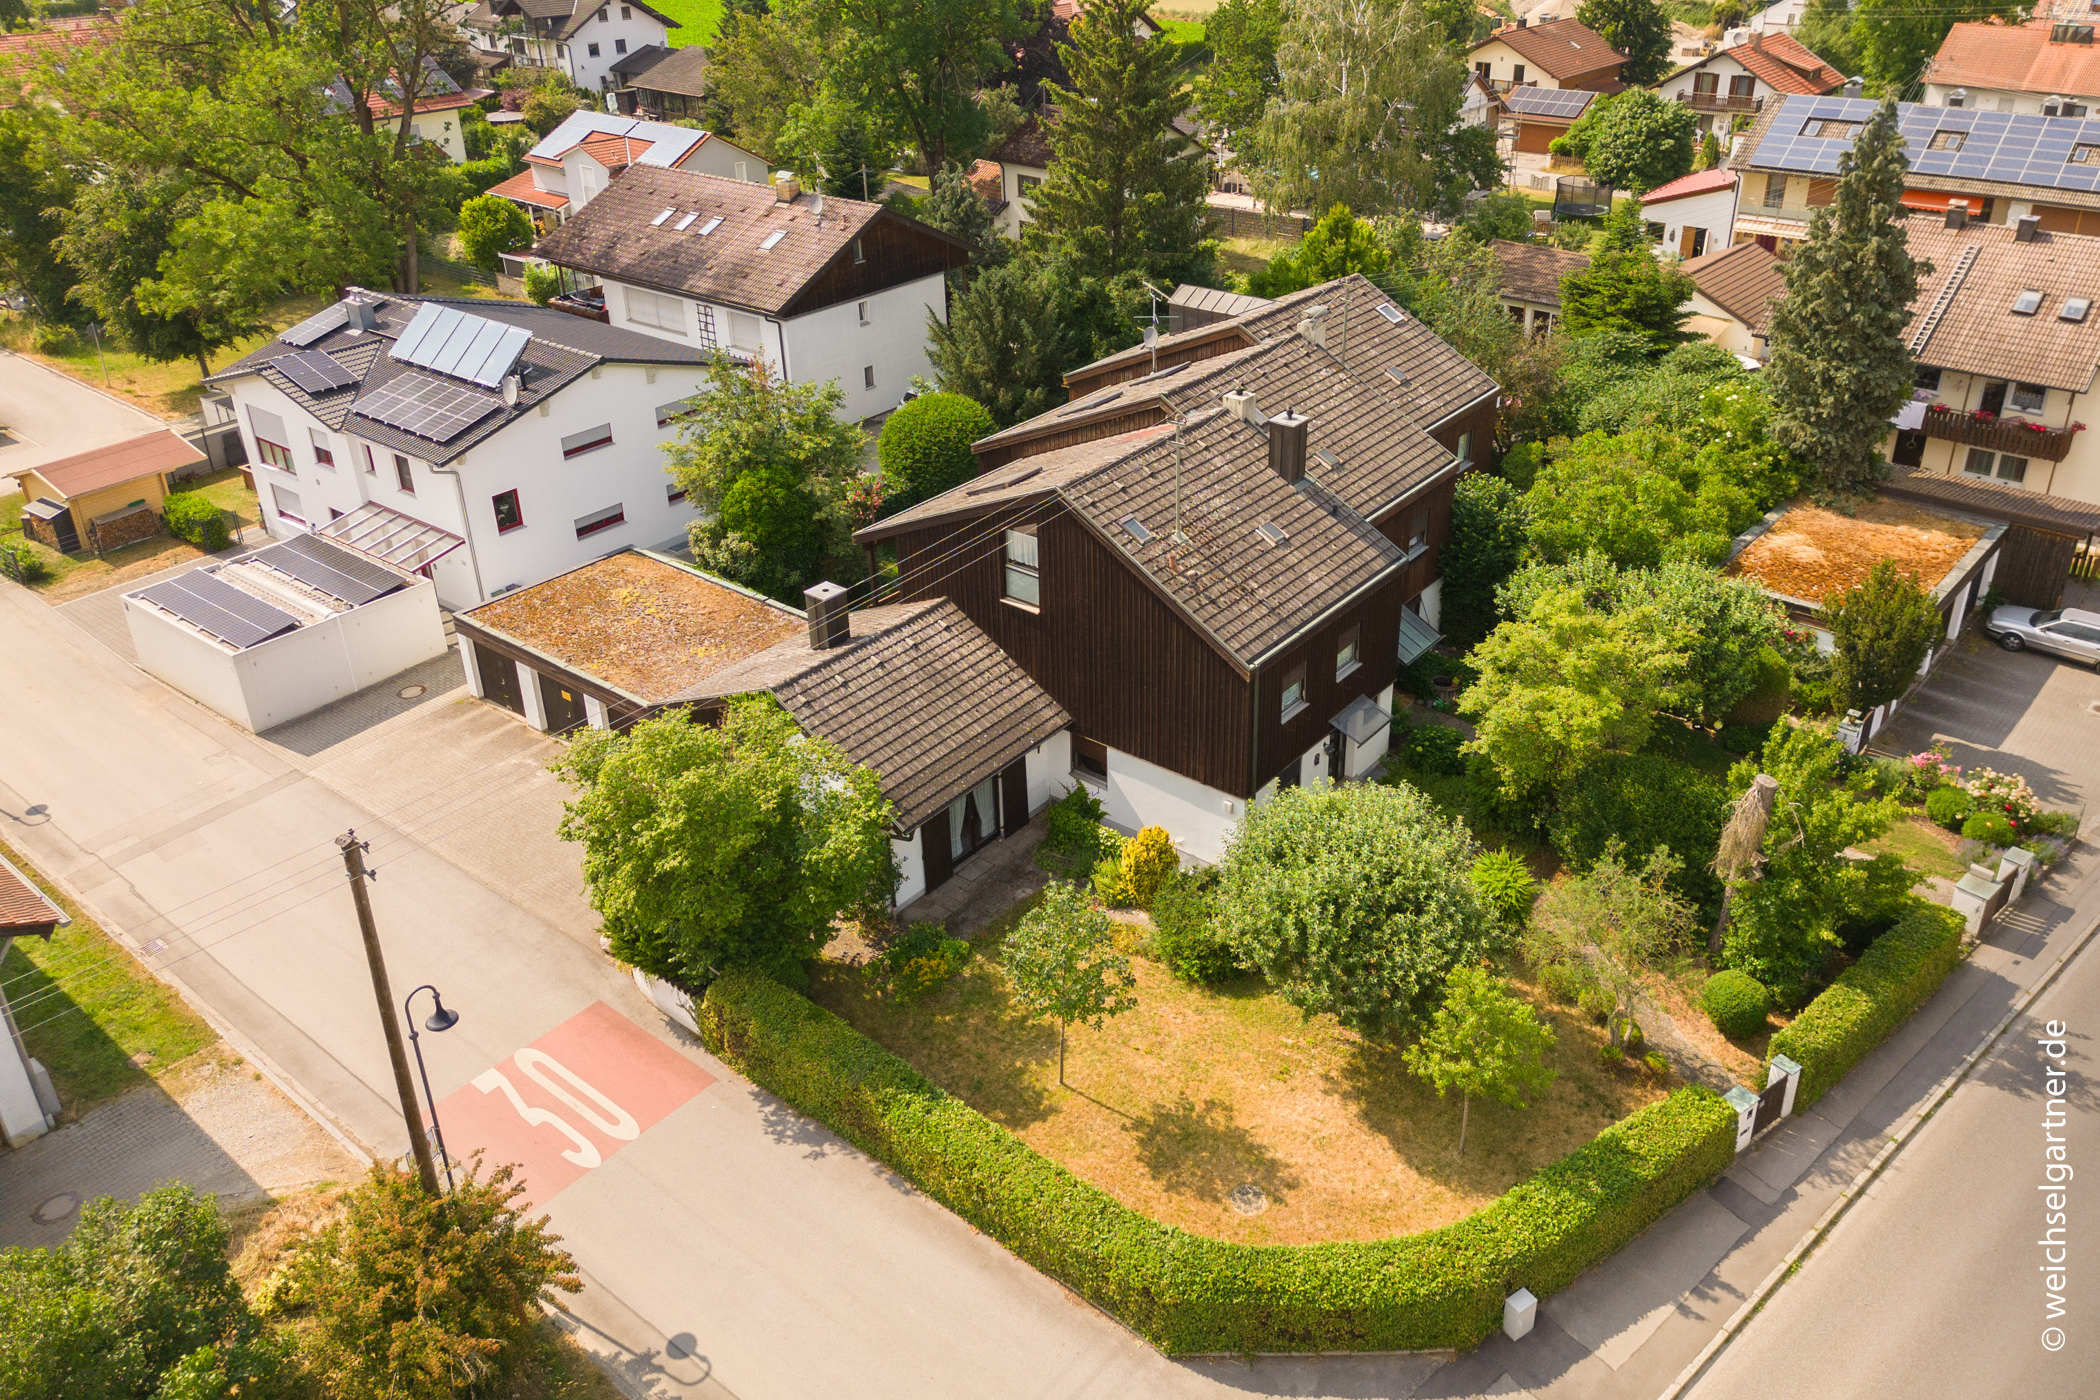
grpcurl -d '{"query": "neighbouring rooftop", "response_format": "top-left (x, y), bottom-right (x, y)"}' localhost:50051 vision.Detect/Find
top-left (1727, 498), bottom-right (1990, 604)
top-left (461, 550), bottom-right (806, 704)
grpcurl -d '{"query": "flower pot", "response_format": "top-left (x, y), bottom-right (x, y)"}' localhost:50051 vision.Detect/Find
top-left (1431, 675), bottom-right (1460, 702)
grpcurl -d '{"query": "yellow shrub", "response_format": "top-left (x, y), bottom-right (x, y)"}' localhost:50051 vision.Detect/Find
top-left (1121, 825), bottom-right (1179, 909)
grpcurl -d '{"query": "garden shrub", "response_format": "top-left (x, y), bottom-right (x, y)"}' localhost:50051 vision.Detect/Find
top-left (1599, 1043), bottom-right (1625, 1067)
top-left (1965, 768), bottom-right (2040, 830)
top-left (1470, 850), bottom-right (1537, 930)
top-left (523, 263), bottom-right (562, 305)
top-left (1548, 753), bottom-right (1728, 916)
top-left (867, 924), bottom-right (971, 999)
top-left (1149, 868), bottom-right (1239, 984)
top-left (1767, 902), bottom-right (1965, 1109)
top-left (1119, 825), bottom-right (1179, 909)
top-left (1724, 646), bottom-right (1791, 725)
top-left (698, 969), bottom-right (1737, 1353)
top-left (1643, 1052), bottom-right (1670, 1078)
top-left (1039, 786), bottom-right (1112, 877)
top-left (1961, 812), bottom-right (2016, 847)
top-left (1700, 969), bottom-right (1770, 1040)
top-left (1089, 828), bottom-right (1132, 903)
top-left (876, 393), bottom-right (997, 505)
top-left (1925, 784), bottom-right (1973, 830)
top-left (0, 539), bottom-right (51, 582)
top-left (162, 490), bottom-right (230, 552)
top-left (1537, 960), bottom-right (1591, 1005)
top-left (1404, 723), bottom-right (1466, 776)
top-left (2030, 810), bottom-right (2081, 839)
top-left (1716, 722), bottom-right (1769, 755)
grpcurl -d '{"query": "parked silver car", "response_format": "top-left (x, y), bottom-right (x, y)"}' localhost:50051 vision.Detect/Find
top-left (1985, 606), bottom-right (2100, 665)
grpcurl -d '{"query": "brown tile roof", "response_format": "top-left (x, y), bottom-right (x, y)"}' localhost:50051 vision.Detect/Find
top-left (624, 44), bottom-right (709, 96)
top-left (1923, 18), bottom-right (2100, 98)
top-left (1683, 239), bottom-right (1787, 335)
top-left (460, 551), bottom-right (806, 704)
top-left (991, 113), bottom-right (1056, 169)
top-left (10, 430), bottom-right (204, 501)
top-left (1492, 239), bottom-right (1588, 305)
top-left (1902, 214), bottom-right (2100, 392)
top-left (1667, 32), bottom-right (1845, 96)
top-left (0, 850), bottom-right (64, 933)
top-left (488, 168), bottom-right (569, 210)
top-left (532, 165), bottom-right (967, 317)
top-left (1882, 464), bottom-right (2100, 536)
top-left (966, 158), bottom-right (1006, 206)
top-left (682, 600), bottom-right (1073, 831)
top-left (1472, 18), bottom-right (1625, 81)
top-left (877, 422), bottom-right (1183, 534)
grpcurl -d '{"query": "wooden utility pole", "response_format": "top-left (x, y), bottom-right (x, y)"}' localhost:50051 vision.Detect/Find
top-left (338, 831), bottom-right (443, 1195)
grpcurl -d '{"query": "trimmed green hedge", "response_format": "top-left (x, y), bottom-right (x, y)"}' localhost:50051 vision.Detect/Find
top-left (698, 970), bottom-right (1737, 1353)
top-left (1767, 902), bottom-right (1965, 1110)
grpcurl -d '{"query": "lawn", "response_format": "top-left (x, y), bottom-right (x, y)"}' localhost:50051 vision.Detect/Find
top-left (1, 466), bottom-right (261, 603)
top-left (0, 839), bottom-right (217, 1118)
top-left (810, 904), bottom-right (1667, 1245)
top-left (1867, 814), bottom-right (1971, 883)
top-left (1218, 234), bottom-right (1294, 280)
top-left (651, 0), bottom-right (725, 46)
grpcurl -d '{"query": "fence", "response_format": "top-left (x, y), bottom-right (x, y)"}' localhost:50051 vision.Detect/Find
top-left (421, 255), bottom-right (499, 290)
top-left (2074, 543), bottom-right (2099, 582)
top-left (1204, 203), bottom-right (1311, 240)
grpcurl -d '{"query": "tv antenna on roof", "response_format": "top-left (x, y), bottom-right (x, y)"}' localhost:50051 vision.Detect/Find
top-left (1140, 279), bottom-right (1169, 373)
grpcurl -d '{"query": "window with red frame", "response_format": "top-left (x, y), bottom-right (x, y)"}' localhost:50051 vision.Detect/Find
top-left (574, 503), bottom-right (625, 539)
top-left (493, 489), bottom-right (524, 533)
top-left (561, 424), bottom-right (614, 458)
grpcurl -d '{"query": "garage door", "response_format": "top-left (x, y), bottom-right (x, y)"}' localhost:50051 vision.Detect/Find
top-left (1516, 121), bottom-right (1556, 154)
top-left (475, 643), bottom-right (523, 715)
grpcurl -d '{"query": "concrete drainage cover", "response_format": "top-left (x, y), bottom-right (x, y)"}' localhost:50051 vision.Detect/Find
top-left (32, 1193), bottom-right (79, 1225)
top-left (1228, 1184), bottom-right (1269, 1216)
top-left (398, 684), bottom-right (427, 699)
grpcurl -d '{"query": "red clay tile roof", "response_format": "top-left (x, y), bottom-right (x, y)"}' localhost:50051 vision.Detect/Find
top-left (1727, 32), bottom-right (1847, 96)
top-left (1900, 213), bottom-right (2100, 392)
top-left (0, 851), bottom-right (63, 933)
top-left (1641, 168), bottom-right (1737, 205)
top-left (12, 430), bottom-right (204, 502)
top-left (1472, 18), bottom-right (1625, 81)
top-left (1924, 18), bottom-right (2100, 97)
top-left (576, 133), bottom-right (651, 170)
top-left (0, 19), bottom-right (113, 74)
top-left (1683, 239), bottom-right (1787, 335)
top-left (966, 158), bottom-right (1004, 202)
top-left (487, 168), bottom-right (570, 210)
top-left (366, 87), bottom-right (490, 120)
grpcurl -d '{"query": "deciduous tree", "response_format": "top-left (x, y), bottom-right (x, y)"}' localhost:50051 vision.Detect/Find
top-left (1764, 96), bottom-right (1922, 496)
top-left (1527, 843), bottom-right (1692, 1045)
top-left (1242, 203), bottom-right (1389, 296)
top-left (1403, 963), bottom-right (1556, 1154)
top-left (1575, 0), bottom-right (1673, 85)
top-left (814, 0), bottom-right (1026, 178)
top-left (1191, 0), bottom-right (1283, 150)
top-left (1002, 880), bottom-right (1138, 1085)
top-left (455, 193), bottom-right (535, 271)
top-left (1441, 472), bottom-right (1529, 650)
top-left (1578, 87), bottom-right (1695, 192)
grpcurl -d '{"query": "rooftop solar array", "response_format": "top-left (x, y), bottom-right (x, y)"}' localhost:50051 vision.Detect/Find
top-left (356, 371), bottom-right (504, 443)
top-left (279, 303), bottom-right (350, 347)
top-left (388, 303), bottom-right (531, 388)
top-left (1503, 86), bottom-right (1593, 119)
top-left (273, 350), bottom-right (358, 395)
top-left (134, 571), bottom-right (301, 649)
top-left (1758, 94), bottom-right (2100, 194)
top-left (253, 533), bottom-right (406, 606)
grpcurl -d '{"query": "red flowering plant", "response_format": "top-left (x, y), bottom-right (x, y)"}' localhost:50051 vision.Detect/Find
top-left (1965, 768), bottom-right (2040, 832)
top-left (1973, 409), bottom-right (1999, 422)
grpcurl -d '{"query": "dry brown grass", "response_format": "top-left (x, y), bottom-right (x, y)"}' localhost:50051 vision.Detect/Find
top-left (809, 937), bottom-right (1668, 1245)
top-left (1645, 964), bottom-right (1793, 1085)
top-left (1729, 498), bottom-right (1986, 604)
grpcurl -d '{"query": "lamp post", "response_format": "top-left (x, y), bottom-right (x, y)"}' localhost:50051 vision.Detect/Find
top-left (404, 984), bottom-right (460, 1192)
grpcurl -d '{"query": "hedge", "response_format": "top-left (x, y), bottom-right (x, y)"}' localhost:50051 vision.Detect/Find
top-left (1766, 902), bottom-right (1965, 1110)
top-left (698, 970), bottom-right (1737, 1353)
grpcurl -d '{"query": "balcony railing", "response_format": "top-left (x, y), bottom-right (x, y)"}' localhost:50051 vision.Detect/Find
top-left (1921, 405), bottom-right (2078, 462)
top-left (548, 290), bottom-right (609, 324)
top-left (1678, 91), bottom-right (1763, 114)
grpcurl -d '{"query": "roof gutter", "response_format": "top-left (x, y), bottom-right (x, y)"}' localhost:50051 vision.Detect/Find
top-left (1423, 383), bottom-right (1501, 434)
top-left (1247, 552), bottom-right (1414, 673)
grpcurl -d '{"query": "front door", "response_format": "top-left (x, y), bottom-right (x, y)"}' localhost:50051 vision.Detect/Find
top-left (476, 644), bottom-right (523, 715)
top-left (948, 776), bottom-right (998, 864)
top-left (538, 672), bottom-right (588, 732)
top-left (1979, 380), bottom-right (2008, 415)
top-left (1680, 226), bottom-right (1706, 258)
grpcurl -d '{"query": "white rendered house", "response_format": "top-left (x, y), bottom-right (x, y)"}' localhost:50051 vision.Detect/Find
top-left (461, 0), bottom-right (679, 96)
top-left (487, 111), bottom-right (765, 231)
top-left (205, 292), bottom-right (721, 609)
top-left (534, 166), bottom-right (971, 423)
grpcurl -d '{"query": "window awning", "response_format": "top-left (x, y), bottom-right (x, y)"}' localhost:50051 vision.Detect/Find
top-left (1398, 609), bottom-right (1442, 664)
top-left (1901, 191), bottom-right (1984, 215)
top-left (1330, 694), bottom-right (1391, 747)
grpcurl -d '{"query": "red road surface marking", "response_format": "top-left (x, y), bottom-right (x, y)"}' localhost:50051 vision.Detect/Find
top-left (436, 1001), bottom-right (715, 1209)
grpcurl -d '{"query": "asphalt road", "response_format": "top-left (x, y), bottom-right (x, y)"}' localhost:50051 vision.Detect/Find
top-left (1688, 919), bottom-right (2100, 1400)
top-left (0, 350), bottom-right (167, 484)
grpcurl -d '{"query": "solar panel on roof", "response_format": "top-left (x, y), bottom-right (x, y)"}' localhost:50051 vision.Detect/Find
top-left (135, 571), bottom-right (301, 649)
top-left (356, 371), bottom-right (504, 444)
top-left (254, 533), bottom-right (405, 606)
top-left (280, 303), bottom-right (350, 347)
top-left (273, 350), bottom-right (357, 395)
top-left (389, 303), bottom-right (530, 387)
top-left (1762, 93), bottom-right (2100, 197)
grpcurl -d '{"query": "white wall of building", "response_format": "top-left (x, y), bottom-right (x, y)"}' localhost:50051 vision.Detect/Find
top-left (1685, 291), bottom-right (1763, 359)
top-left (1096, 744), bottom-right (1246, 865)
top-left (123, 579), bottom-right (447, 732)
top-left (1343, 684), bottom-right (1396, 779)
top-left (892, 828), bottom-right (927, 909)
top-left (1417, 577), bottom-right (1444, 630)
top-left (1024, 730), bottom-right (1076, 815)
top-left (408, 107), bottom-right (471, 162)
top-left (0, 990), bottom-right (53, 1146)
top-left (1645, 183), bottom-right (1740, 259)
top-left (1921, 81), bottom-right (2099, 115)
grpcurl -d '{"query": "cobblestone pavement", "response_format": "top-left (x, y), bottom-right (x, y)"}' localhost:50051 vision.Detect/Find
top-left (0, 1047), bottom-right (362, 1250)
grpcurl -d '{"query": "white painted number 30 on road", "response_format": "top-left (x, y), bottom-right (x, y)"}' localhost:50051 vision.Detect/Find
top-left (473, 1048), bottom-right (640, 1169)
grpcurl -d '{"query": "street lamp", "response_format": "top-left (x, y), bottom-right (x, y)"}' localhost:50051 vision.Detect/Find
top-left (404, 985), bottom-right (459, 1192)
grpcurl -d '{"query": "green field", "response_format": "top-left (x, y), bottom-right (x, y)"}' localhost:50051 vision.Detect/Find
top-left (654, 0), bottom-right (725, 46)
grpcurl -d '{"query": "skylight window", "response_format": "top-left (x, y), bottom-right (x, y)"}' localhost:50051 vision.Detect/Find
top-left (650, 208), bottom-right (675, 226)
top-left (1928, 130), bottom-right (1965, 152)
top-left (1313, 447), bottom-right (1342, 470)
top-left (759, 229), bottom-right (786, 250)
top-left (1377, 303), bottom-right (1406, 325)
top-left (1385, 365), bottom-right (1412, 387)
top-left (2064, 297), bottom-right (2093, 322)
top-left (1121, 514), bottom-right (1152, 543)
top-left (1801, 119), bottom-right (1861, 139)
top-left (1254, 522), bottom-right (1288, 547)
top-left (2071, 144), bottom-right (2100, 166)
top-left (698, 216), bottom-right (724, 235)
top-left (673, 212), bottom-right (699, 231)
top-left (2014, 288), bottom-right (2045, 315)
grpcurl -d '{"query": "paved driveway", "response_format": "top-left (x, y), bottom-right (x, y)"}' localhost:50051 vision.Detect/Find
top-left (0, 351), bottom-right (168, 488)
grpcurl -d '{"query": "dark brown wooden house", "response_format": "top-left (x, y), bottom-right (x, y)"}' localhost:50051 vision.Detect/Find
top-left (857, 291), bottom-right (1495, 862)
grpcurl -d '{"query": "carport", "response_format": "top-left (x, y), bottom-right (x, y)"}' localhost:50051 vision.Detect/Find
top-left (1880, 465), bottom-right (2100, 609)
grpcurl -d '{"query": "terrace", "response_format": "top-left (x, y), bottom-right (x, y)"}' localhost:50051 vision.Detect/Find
top-left (1921, 404), bottom-right (2078, 463)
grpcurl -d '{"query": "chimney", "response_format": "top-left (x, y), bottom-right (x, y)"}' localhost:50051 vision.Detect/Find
top-left (501, 373), bottom-right (520, 406)
top-left (1267, 410), bottom-right (1309, 485)
top-left (1221, 387), bottom-right (1264, 428)
top-left (1944, 199), bottom-right (1968, 229)
top-left (1298, 303), bottom-right (1329, 350)
top-left (772, 170), bottom-right (801, 204)
top-left (1843, 77), bottom-right (1864, 99)
top-left (804, 581), bottom-right (850, 649)
top-left (2016, 212), bottom-right (2043, 242)
top-left (344, 298), bottom-right (378, 332)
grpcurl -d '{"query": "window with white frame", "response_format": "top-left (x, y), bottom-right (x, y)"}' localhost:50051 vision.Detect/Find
top-left (587, 41), bottom-right (600, 56)
top-left (1002, 527), bottom-right (1039, 606)
top-left (857, 300), bottom-right (870, 325)
top-left (248, 406), bottom-right (294, 471)
top-left (1280, 660), bottom-right (1307, 721)
top-left (561, 423), bottom-right (614, 458)
top-left (1455, 431), bottom-right (1473, 467)
top-left (614, 37), bottom-right (626, 52)
top-left (1963, 448), bottom-right (1996, 476)
top-left (2010, 381), bottom-right (2048, 413)
top-left (624, 286), bottom-right (685, 334)
top-left (863, 365), bottom-right (875, 389)
top-left (309, 426), bottom-right (335, 469)
top-left (394, 453), bottom-right (415, 495)
top-left (1336, 623), bottom-right (1361, 678)
top-left (1996, 453), bottom-right (2030, 483)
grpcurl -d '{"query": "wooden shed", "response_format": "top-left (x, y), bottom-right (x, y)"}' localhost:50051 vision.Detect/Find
top-left (5, 429), bottom-right (206, 555)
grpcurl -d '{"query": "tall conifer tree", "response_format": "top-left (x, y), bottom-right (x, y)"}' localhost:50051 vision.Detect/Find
top-left (1764, 97), bottom-right (1924, 498)
top-left (1027, 0), bottom-right (1215, 284)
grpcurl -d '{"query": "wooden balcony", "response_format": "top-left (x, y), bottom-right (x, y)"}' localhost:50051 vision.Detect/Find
top-left (548, 290), bottom-right (609, 324)
top-left (1921, 406), bottom-right (2077, 462)
top-left (1677, 91), bottom-right (1763, 115)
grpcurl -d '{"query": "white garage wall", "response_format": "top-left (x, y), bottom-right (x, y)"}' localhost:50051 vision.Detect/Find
top-left (124, 599), bottom-right (260, 730)
top-left (1100, 745), bottom-right (1245, 865)
top-left (1024, 730), bottom-right (1075, 815)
